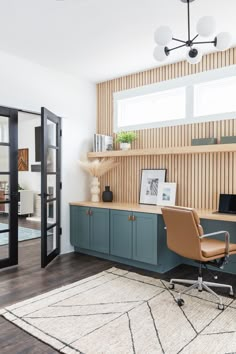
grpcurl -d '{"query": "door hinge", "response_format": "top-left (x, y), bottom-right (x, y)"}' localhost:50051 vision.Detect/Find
top-left (60, 129), bottom-right (62, 137)
top-left (60, 181), bottom-right (62, 190)
top-left (60, 227), bottom-right (62, 235)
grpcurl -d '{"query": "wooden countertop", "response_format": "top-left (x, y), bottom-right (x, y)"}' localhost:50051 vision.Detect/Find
top-left (69, 201), bottom-right (236, 223)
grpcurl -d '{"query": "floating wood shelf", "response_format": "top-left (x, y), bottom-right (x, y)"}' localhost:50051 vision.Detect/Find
top-left (88, 143), bottom-right (236, 158)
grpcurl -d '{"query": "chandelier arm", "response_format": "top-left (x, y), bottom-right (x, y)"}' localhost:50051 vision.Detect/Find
top-left (166, 43), bottom-right (187, 53)
top-left (172, 37), bottom-right (187, 44)
top-left (191, 34), bottom-right (199, 42)
top-left (192, 40), bottom-right (216, 45)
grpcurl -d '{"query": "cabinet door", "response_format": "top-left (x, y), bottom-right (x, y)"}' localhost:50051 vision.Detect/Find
top-left (132, 212), bottom-right (158, 265)
top-left (90, 208), bottom-right (109, 253)
top-left (70, 206), bottom-right (90, 249)
top-left (110, 210), bottom-right (133, 259)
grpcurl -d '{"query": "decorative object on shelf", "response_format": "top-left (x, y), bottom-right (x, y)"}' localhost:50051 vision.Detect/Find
top-left (139, 169), bottom-right (166, 205)
top-left (156, 182), bottom-right (177, 206)
top-left (191, 137), bottom-right (217, 146)
top-left (18, 148), bottom-right (29, 171)
top-left (78, 159), bottom-right (119, 202)
top-left (116, 131), bottom-right (137, 150)
top-left (153, 0), bottom-right (231, 65)
top-left (102, 186), bottom-right (113, 202)
top-left (221, 136), bottom-right (236, 144)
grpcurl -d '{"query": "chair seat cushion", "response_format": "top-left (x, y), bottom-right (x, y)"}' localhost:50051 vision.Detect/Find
top-left (201, 238), bottom-right (236, 258)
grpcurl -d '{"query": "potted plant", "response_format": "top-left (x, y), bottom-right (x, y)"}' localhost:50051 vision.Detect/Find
top-left (116, 131), bottom-right (137, 150)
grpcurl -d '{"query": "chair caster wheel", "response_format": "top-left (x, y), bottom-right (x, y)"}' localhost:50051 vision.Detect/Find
top-left (198, 289), bottom-right (203, 292)
top-left (169, 284), bottom-right (175, 290)
top-left (218, 304), bottom-right (224, 311)
top-left (229, 291), bottom-right (234, 297)
top-left (176, 298), bottom-right (184, 307)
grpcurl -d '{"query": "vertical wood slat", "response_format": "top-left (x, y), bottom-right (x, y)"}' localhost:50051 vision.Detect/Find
top-left (97, 49), bottom-right (236, 210)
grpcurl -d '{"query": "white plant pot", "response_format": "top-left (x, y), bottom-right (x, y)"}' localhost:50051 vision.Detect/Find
top-left (91, 176), bottom-right (100, 202)
top-left (120, 143), bottom-right (131, 150)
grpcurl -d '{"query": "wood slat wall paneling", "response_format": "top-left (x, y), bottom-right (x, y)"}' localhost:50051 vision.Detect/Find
top-left (96, 49), bottom-right (236, 210)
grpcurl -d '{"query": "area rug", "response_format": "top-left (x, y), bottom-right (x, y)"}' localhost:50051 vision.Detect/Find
top-left (0, 223), bottom-right (41, 245)
top-left (1, 267), bottom-right (236, 354)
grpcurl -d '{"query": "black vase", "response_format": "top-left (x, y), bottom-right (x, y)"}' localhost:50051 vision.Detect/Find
top-left (102, 186), bottom-right (113, 202)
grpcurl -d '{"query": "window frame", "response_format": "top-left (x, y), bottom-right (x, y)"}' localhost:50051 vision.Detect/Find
top-left (113, 65), bottom-right (236, 132)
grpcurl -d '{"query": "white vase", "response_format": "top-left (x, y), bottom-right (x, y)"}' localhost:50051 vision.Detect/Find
top-left (91, 176), bottom-right (100, 202)
top-left (120, 142), bottom-right (131, 150)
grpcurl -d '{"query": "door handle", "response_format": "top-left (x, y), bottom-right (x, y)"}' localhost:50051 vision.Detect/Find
top-left (86, 210), bottom-right (90, 216)
top-left (89, 210), bottom-right (93, 216)
top-left (132, 215), bottom-right (136, 221)
top-left (128, 215), bottom-right (132, 221)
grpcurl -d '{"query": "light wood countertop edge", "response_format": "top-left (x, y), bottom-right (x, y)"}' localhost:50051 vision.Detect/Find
top-left (69, 202), bottom-right (236, 223)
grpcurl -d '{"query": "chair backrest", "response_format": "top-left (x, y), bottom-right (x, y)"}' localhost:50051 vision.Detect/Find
top-left (161, 206), bottom-right (204, 261)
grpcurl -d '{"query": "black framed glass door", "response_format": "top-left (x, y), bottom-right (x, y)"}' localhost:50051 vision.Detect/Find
top-left (41, 107), bottom-right (61, 268)
top-left (0, 107), bottom-right (18, 269)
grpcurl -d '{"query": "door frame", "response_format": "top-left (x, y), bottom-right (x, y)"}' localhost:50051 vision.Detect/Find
top-left (0, 107), bottom-right (18, 269)
top-left (41, 107), bottom-right (62, 268)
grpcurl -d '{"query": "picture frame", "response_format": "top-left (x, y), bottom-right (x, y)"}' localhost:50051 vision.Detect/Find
top-left (139, 169), bottom-right (166, 205)
top-left (18, 148), bottom-right (29, 171)
top-left (156, 182), bottom-right (177, 206)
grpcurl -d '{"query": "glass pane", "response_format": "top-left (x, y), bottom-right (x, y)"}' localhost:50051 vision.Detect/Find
top-left (0, 146), bottom-right (9, 172)
top-left (0, 116), bottom-right (9, 143)
top-left (117, 87), bottom-right (186, 128)
top-left (194, 76), bottom-right (236, 117)
top-left (47, 148), bottom-right (56, 173)
top-left (0, 231), bottom-right (9, 259)
top-left (0, 202), bottom-right (9, 227)
top-left (47, 121), bottom-right (57, 147)
top-left (47, 226), bottom-right (57, 255)
top-left (47, 175), bottom-right (56, 199)
top-left (47, 199), bottom-right (57, 226)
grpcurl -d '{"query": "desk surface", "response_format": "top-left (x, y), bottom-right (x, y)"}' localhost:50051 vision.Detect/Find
top-left (69, 201), bottom-right (236, 223)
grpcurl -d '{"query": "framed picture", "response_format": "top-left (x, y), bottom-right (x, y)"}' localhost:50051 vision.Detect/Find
top-left (156, 182), bottom-right (177, 206)
top-left (139, 169), bottom-right (166, 205)
top-left (18, 148), bottom-right (29, 171)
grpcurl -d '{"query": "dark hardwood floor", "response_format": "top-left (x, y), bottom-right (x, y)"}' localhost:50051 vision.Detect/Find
top-left (0, 238), bottom-right (235, 353)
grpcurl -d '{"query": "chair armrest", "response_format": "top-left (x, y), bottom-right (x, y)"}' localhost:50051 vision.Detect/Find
top-left (200, 231), bottom-right (230, 257)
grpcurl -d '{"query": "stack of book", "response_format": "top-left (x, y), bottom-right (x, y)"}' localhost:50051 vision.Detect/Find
top-left (93, 134), bottom-right (113, 152)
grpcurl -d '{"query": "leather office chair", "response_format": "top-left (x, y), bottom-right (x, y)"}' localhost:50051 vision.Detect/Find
top-left (161, 206), bottom-right (236, 310)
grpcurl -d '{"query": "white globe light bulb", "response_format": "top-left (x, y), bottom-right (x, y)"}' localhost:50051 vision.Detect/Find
top-left (154, 26), bottom-right (172, 46)
top-left (153, 46), bottom-right (168, 62)
top-left (215, 32), bottom-right (231, 51)
top-left (186, 48), bottom-right (202, 65)
top-left (196, 16), bottom-right (216, 37)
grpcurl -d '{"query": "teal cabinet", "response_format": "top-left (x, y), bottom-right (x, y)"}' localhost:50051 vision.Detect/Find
top-left (110, 210), bottom-right (158, 264)
top-left (110, 210), bottom-right (133, 259)
top-left (70, 206), bottom-right (109, 253)
top-left (70, 206), bottom-right (90, 249)
top-left (90, 208), bottom-right (109, 253)
top-left (133, 212), bottom-right (157, 265)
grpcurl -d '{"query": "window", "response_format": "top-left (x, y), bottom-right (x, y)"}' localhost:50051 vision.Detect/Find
top-left (194, 76), bottom-right (236, 117)
top-left (113, 65), bottom-right (236, 132)
top-left (117, 87), bottom-right (186, 129)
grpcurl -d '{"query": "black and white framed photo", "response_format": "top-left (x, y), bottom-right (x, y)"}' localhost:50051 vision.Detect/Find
top-left (156, 182), bottom-right (177, 206)
top-left (139, 169), bottom-right (166, 205)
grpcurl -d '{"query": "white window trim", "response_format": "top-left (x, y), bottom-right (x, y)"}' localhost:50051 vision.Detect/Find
top-left (113, 64), bottom-right (236, 132)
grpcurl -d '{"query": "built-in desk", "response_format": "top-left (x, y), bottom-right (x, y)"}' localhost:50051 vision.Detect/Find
top-left (70, 202), bottom-right (236, 274)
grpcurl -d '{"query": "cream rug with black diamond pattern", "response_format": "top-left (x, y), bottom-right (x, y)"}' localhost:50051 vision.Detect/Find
top-left (1, 267), bottom-right (236, 354)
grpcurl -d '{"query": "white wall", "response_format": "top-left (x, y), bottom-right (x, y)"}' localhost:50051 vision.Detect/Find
top-left (0, 50), bottom-right (96, 254)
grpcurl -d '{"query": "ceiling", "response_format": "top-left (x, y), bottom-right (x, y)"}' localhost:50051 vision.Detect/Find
top-left (0, 0), bottom-right (235, 82)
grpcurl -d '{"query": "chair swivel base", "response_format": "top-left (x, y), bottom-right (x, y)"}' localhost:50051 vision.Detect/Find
top-left (169, 277), bottom-right (234, 310)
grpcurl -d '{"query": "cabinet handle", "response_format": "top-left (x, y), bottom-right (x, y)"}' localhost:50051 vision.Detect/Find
top-left (86, 210), bottom-right (90, 216)
top-left (89, 210), bottom-right (93, 216)
top-left (128, 215), bottom-right (132, 221)
top-left (132, 215), bottom-right (136, 221)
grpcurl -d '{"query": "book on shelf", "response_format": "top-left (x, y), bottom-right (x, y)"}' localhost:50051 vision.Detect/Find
top-left (93, 134), bottom-right (113, 152)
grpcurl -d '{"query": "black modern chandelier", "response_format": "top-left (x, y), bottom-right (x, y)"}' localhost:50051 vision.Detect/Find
top-left (153, 0), bottom-right (231, 64)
